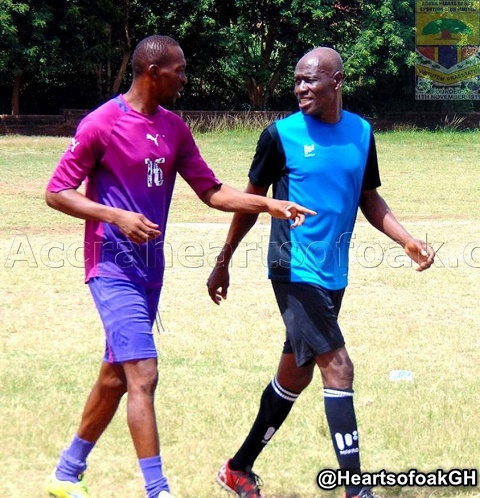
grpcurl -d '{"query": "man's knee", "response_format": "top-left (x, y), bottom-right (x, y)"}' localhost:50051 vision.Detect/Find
top-left (124, 359), bottom-right (159, 397)
top-left (290, 366), bottom-right (314, 392)
top-left (334, 357), bottom-right (354, 386)
top-left (277, 356), bottom-right (315, 393)
top-left (98, 363), bottom-right (128, 396)
top-left (316, 348), bottom-right (354, 390)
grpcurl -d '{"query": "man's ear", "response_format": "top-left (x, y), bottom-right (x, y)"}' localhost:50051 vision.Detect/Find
top-left (334, 71), bottom-right (343, 90)
top-left (149, 64), bottom-right (160, 79)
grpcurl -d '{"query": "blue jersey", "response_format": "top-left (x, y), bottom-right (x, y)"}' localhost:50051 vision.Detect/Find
top-left (249, 110), bottom-right (381, 290)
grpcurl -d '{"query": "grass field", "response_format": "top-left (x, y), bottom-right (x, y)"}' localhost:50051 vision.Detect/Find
top-left (0, 129), bottom-right (479, 498)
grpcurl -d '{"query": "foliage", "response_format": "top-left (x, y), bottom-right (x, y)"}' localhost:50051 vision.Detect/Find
top-left (0, 0), bottom-right (479, 114)
top-left (340, 0), bottom-right (419, 114)
top-left (209, 0), bottom-right (333, 109)
top-left (0, 0), bottom-right (137, 113)
top-left (0, 0), bottom-right (61, 113)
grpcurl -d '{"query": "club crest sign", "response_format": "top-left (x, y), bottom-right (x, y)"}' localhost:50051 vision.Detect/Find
top-left (415, 0), bottom-right (480, 99)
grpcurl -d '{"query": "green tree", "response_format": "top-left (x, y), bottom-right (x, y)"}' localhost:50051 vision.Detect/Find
top-left (129, 0), bottom-right (228, 109)
top-left (140, 0), bottom-right (364, 110)
top-left (340, 0), bottom-right (418, 114)
top-left (0, 0), bottom-right (60, 114)
top-left (211, 0), bottom-right (341, 109)
top-left (4, 0), bottom-right (472, 115)
top-left (0, 0), bottom-right (135, 114)
top-left (72, 0), bottom-right (133, 100)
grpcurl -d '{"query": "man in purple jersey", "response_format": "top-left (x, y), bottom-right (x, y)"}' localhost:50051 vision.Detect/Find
top-left (44, 35), bottom-right (315, 498)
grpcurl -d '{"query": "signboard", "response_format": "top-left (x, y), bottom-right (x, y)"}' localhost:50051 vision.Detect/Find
top-left (415, 0), bottom-right (480, 99)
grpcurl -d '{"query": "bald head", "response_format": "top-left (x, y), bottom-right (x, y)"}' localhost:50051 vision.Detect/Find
top-left (293, 46), bottom-right (344, 122)
top-left (132, 35), bottom-right (180, 77)
top-left (296, 47), bottom-right (343, 75)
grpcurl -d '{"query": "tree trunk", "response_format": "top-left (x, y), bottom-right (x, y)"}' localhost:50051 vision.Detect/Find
top-left (111, 50), bottom-right (131, 96)
top-left (245, 76), bottom-right (266, 109)
top-left (111, 0), bottom-right (131, 97)
top-left (11, 72), bottom-right (23, 115)
top-left (95, 63), bottom-right (103, 101)
top-left (264, 49), bottom-right (294, 107)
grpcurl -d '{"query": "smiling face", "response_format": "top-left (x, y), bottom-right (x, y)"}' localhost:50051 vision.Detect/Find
top-left (293, 48), bottom-right (343, 123)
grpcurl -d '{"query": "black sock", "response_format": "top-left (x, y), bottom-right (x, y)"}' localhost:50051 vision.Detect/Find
top-left (231, 377), bottom-right (299, 472)
top-left (324, 388), bottom-right (362, 496)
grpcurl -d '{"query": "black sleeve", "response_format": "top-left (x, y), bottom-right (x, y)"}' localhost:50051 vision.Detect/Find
top-left (248, 123), bottom-right (286, 187)
top-left (362, 130), bottom-right (382, 191)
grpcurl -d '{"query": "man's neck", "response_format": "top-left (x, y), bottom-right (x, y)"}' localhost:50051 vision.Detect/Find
top-left (123, 87), bottom-right (159, 115)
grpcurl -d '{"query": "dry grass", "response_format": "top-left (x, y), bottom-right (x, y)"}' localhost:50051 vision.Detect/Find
top-left (0, 131), bottom-right (479, 497)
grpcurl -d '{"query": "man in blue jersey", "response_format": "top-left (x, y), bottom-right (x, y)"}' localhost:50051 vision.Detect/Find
top-left (207, 47), bottom-right (435, 498)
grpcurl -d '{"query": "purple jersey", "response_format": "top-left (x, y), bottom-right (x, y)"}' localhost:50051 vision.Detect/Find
top-left (47, 95), bottom-right (220, 287)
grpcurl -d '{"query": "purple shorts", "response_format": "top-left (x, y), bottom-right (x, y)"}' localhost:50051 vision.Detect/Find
top-left (88, 277), bottom-right (161, 363)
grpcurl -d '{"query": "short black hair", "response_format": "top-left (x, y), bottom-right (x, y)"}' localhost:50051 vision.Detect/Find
top-left (131, 35), bottom-right (180, 76)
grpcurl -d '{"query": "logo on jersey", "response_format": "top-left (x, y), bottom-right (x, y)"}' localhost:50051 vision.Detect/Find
top-left (146, 133), bottom-right (160, 146)
top-left (70, 138), bottom-right (80, 153)
top-left (304, 144), bottom-right (315, 157)
top-left (146, 158), bottom-right (165, 187)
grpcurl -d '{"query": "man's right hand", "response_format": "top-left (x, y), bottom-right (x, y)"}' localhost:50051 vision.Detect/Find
top-left (207, 264), bottom-right (230, 305)
top-left (113, 209), bottom-right (161, 244)
top-left (46, 189), bottom-right (161, 244)
top-left (266, 198), bottom-right (316, 228)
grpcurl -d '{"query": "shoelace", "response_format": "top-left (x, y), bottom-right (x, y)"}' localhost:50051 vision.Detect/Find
top-left (236, 470), bottom-right (264, 492)
top-left (155, 310), bottom-right (166, 334)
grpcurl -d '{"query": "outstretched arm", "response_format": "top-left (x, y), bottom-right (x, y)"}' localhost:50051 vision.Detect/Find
top-left (201, 183), bottom-right (315, 228)
top-left (206, 182), bottom-right (269, 304)
top-left (359, 188), bottom-right (434, 271)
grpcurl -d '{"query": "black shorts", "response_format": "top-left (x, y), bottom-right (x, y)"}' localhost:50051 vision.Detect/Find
top-left (272, 281), bottom-right (346, 367)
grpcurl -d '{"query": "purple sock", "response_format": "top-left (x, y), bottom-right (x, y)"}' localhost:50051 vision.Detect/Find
top-left (55, 435), bottom-right (95, 483)
top-left (139, 455), bottom-right (170, 498)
